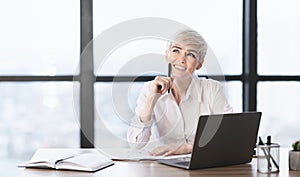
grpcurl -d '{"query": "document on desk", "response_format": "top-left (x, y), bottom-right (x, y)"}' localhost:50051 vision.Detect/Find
top-left (99, 148), bottom-right (191, 161)
top-left (18, 148), bottom-right (114, 172)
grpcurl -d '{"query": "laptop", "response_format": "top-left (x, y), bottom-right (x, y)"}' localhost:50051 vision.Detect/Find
top-left (158, 112), bottom-right (262, 170)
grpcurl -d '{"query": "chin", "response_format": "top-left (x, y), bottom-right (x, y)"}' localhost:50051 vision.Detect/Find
top-left (172, 72), bottom-right (192, 79)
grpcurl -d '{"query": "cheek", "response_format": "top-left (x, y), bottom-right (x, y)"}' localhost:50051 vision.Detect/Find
top-left (186, 66), bottom-right (196, 74)
top-left (168, 57), bottom-right (177, 64)
top-left (186, 61), bottom-right (197, 73)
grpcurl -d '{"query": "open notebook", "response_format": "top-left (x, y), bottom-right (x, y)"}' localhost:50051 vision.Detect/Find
top-left (18, 148), bottom-right (114, 172)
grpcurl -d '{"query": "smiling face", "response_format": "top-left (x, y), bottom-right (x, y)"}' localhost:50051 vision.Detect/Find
top-left (166, 43), bottom-right (203, 78)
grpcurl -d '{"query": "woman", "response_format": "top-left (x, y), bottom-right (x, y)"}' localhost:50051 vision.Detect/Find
top-left (127, 30), bottom-right (233, 156)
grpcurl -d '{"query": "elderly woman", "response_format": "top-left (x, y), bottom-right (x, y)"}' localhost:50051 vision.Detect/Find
top-left (127, 30), bottom-right (233, 156)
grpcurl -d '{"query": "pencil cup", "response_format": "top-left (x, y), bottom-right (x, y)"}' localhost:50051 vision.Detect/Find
top-left (257, 144), bottom-right (280, 173)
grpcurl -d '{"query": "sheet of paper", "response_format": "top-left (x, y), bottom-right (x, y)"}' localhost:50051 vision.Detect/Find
top-left (98, 148), bottom-right (191, 161)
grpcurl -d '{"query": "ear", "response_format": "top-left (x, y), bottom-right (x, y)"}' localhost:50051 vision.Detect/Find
top-left (195, 61), bottom-right (203, 70)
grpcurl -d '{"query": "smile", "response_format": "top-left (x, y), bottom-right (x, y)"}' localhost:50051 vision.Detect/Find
top-left (173, 64), bottom-right (187, 71)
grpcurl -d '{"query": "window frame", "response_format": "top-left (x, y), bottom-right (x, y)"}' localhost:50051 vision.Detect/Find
top-left (2, 0), bottom-right (300, 148)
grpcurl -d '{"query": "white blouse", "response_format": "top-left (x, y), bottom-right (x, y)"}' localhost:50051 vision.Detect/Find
top-left (127, 76), bottom-right (233, 149)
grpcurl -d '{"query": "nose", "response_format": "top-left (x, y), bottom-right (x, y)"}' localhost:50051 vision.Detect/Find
top-left (178, 52), bottom-right (186, 64)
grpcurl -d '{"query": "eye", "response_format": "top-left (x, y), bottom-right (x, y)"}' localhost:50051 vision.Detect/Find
top-left (187, 53), bottom-right (196, 58)
top-left (171, 48), bottom-right (180, 53)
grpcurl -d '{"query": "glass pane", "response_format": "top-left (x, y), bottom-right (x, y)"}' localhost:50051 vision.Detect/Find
top-left (93, 0), bottom-right (242, 76)
top-left (257, 82), bottom-right (300, 147)
top-left (0, 82), bottom-right (79, 176)
top-left (258, 0), bottom-right (300, 75)
top-left (94, 82), bottom-right (143, 148)
top-left (0, 0), bottom-right (80, 75)
top-left (224, 81), bottom-right (243, 113)
top-left (94, 80), bottom-right (241, 148)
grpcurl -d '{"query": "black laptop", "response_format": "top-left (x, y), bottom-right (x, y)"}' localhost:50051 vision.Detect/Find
top-left (158, 112), bottom-right (262, 170)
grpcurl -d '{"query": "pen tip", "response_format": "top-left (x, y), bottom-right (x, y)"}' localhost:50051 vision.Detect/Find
top-left (258, 136), bottom-right (264, 145)
top-left (267, 136), bottom-right (271, 145)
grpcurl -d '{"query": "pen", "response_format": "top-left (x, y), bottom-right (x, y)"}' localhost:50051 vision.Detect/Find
top-left (266, 137), bottom-right (272, 172)
top-left (266, 136), bottom-right (279, 170)
top-left (259, 137), bottom-right (271, 171)
top-left (259, 136), bottom-right (279, 171)
top-left (55, 155), bottom-right (75, 164)
top-left (168, 63), bottom-right (171, 93)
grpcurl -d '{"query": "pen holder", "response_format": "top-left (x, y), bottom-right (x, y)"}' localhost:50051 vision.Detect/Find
top-left (257, 144), bottom-right (280, 173)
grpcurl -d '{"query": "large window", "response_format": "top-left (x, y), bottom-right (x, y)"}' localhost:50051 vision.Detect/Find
top-left (257, 82), bottom-right (300, 146)
top-left (257, 0), bottom-right (300, 146)
top-left (258, 0), bottom-right (300, 75)
top-left (0, 0), bottom-right (80, 75)
top-left (2, 2), bottom-right (300, 177)
top-left (0, 0), bottom-right (80, 172)
top-left (92, 0), bottom-right (243, 147)
top-left (93, 0), bottom-right (243, 75)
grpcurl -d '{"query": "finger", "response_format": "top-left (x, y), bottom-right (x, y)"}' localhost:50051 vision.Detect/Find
top-left (163, 146), bottom-right (181, 156)
top-left (153, 148), bottom-right (169, 156)
top-left (163, 150), bottom-right (175, 156)
top-left (150, 149), bottom-right (165, 156)
top-left (156, 77), bottom-right (172, 89)
top-left (150, 147), bottom-right (161, 156)
top-left (160, 78), bottom-right (173, 92)
top-left (156, 76), bottom-right (170, 83)
top-left (155, 81), bottom-right (166, 92)
top-left (160, 77), bottom-right (172, 85)
top-left (156, 81), bottom-right (168, 91)
top-left (150, 146), bottom-right (169, 156)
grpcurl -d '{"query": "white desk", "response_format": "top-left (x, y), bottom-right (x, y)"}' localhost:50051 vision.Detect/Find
top-left (18, 148), bottom-right (300, 177)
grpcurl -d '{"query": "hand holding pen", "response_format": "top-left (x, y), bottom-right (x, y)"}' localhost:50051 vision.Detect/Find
top-left (139, 63), bottom-right (173, 123)
top-left (152, 63), bottom-right (173, 95)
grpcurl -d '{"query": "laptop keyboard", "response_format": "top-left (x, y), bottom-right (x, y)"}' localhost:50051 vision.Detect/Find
top-left (175, 161), bottom-right (190, 166)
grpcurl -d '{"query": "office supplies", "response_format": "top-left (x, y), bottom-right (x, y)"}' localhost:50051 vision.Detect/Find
top-left (257, 136), bottom-right (280, 173)
top-left (168, 63), bottom-right (171, 93)
top-left (267, 136), bottom-right (271, 145)
top-left (158, 112), bottom-right (262, 170)
top-left (18, 149), bottom-right (114, 172)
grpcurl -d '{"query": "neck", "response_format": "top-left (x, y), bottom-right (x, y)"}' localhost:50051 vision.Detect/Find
top-left (172, 76), bottom-right (193, 104)
top-left (175, 77), bottom-right (192, 94)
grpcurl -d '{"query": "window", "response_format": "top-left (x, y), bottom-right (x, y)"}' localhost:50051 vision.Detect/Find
top-left (93, 0), bottom-right (243, 75)
top-left (257, 82), bottom-right (300, 146)
top-left (258, 0), bottom-right (300, 75)
top-left (93, 0), bottom-right (243, 146)
top-left (0, 0), bottom-right (80, 75)
top-left (257, 0), bottom-right (300, 146)
top-left (0, 0), bottom-right (80, 171)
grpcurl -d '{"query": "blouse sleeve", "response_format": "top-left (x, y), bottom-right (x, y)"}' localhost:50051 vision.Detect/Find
top-left (127, 81), bottom-right (155, 149)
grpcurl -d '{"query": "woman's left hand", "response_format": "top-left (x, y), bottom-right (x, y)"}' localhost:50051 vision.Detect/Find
top-left (150, 143), bottom-right (193, 156)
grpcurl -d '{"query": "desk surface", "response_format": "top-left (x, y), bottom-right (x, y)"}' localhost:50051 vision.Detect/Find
top-left (19, 148), bottom-right (300, 177)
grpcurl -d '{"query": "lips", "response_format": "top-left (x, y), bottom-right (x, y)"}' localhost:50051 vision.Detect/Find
top-left (173, 64), bottom-right (187, 71)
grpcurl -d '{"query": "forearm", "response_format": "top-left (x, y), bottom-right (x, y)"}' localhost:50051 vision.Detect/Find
top-left (127, 124), bottom-right (152, 149)
top-left (139, 93), bottom-right (160, 122)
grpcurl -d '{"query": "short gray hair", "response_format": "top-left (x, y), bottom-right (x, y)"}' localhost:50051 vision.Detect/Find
top-left (168, 30), bottom-right (208, 63)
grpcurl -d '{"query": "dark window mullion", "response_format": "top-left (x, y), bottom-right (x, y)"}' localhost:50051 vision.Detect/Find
top-left (0, 76), bottom-right (78, 82)
top-left (80, 0), bottom-right (94, 148)
top-left (258, 76), bottom-right (300, 81)
top-left (95, 75), bottom-right (243, 82)
top-left (243, 0), bottom-right (258, 112)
